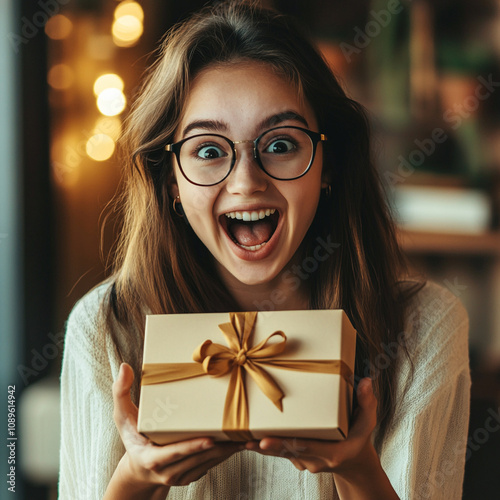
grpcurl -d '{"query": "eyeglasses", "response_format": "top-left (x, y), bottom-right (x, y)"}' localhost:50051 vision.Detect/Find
top-left (165, 126), bottom-right (327, 186)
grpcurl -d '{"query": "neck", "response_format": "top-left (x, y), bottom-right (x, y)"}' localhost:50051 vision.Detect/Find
top-left (216, 264), bottom-right (311, 312)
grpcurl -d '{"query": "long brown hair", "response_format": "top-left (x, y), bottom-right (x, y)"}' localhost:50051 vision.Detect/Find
top-left (102, 0), bottom-right (420, 448)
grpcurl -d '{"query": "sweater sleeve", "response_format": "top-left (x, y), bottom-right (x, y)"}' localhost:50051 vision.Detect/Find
top-left (58, 285), bottom-right (126, 500)
top-left (379, 282), bottom-right (471, 500)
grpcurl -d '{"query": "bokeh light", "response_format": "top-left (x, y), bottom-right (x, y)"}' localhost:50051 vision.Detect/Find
top-left (112, 14), bottom-right (143, 47)
top-left (96, 88), bottom-right (126, 116)
top-left (93, 73), bottom-right (124, 96)
top-left (47, 64), bottom-right (74, 90)
top-left (114, 1), bottom-right (144, 22)
top-left (93, 116), bottom-right (122, 141)
top-left (86, 134), bottom-right (116, 161)
top-left (45, 14), bottom-right (73, 40)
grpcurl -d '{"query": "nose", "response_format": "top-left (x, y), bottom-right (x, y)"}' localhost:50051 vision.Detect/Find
top-left (225, 143), bottom-right (268, 195)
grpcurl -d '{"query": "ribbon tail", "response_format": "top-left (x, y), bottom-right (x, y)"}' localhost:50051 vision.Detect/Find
top-left (244, 361), bottom-right (285, 412)
top-left (222, 366), bottom-right (253, 441)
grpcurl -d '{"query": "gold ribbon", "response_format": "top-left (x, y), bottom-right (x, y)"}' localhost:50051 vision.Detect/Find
top-left (141, 311), bottom-right (353, 441)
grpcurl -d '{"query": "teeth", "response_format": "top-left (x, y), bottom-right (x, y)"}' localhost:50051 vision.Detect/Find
top-left (224, 208), bottom-right (276, 220)
top-left (239, 241), bottom-right (267, 251)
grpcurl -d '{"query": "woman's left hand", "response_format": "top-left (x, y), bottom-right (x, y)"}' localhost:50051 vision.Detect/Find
top-left (245, 378), bottom-right (399, 499)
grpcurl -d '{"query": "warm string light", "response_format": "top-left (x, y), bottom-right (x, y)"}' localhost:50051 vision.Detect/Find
top-left (47, 64), bottom-right (74, 90)
top-left (86, 133), bottom-right (115, 161)
top-left (93, 73), bottom-right (124, 96)
top-left (46, 15), bottom-right (74, 91)
top-left (86, 73), bottom-right (126, 161)
top-left (87, 3), bottom-right (145, 161)
top-left (45, 14), bottom-right (73, 40)
top-left (51, 3), bottom-right (143, 164)
top-left (112, 1), bottom-right (144, 47)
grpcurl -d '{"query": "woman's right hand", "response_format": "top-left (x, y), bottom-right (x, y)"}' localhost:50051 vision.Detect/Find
top-left (104, 363), bottom-right (242, 498)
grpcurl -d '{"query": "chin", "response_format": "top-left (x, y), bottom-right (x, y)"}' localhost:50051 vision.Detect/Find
top-left (228, 265), bottom-right (283, 288)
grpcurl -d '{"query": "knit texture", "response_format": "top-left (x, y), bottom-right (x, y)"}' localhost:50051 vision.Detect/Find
top-left (58, 281), bottom-right (470, 499)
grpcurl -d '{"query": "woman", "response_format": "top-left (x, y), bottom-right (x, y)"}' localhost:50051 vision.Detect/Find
top-left (59, 1), bottom-right (470, 499)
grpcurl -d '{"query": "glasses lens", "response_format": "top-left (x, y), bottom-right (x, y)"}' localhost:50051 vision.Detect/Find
top-left (179, 135), bottom-right (232, 185)
top-left (257, 127), bottom-right (314, 180)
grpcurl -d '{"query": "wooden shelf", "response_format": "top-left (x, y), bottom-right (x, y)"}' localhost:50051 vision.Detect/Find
top-left (398, 229), bottom-right (500, 256)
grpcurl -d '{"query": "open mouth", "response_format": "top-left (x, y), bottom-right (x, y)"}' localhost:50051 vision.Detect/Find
top-left (221, 208), bottom-right (280, 252)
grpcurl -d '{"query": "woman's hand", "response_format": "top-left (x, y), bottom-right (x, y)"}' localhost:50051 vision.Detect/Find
top-left (104, 363), bottom-right (242, 498)
top-left (245, 378), bottom-right (399, 500)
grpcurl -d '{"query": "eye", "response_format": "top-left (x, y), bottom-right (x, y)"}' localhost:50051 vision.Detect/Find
top-left (264, 138), bottom-right (296, 154)
top-left (196, 145), bottom-right (226, 159)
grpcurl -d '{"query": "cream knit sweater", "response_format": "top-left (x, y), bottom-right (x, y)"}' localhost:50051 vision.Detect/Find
top-left (58, 281), bottom-right (470, 499)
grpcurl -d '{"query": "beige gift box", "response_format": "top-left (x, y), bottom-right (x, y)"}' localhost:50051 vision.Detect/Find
top-left (137, 310), bottom-right (356, 445)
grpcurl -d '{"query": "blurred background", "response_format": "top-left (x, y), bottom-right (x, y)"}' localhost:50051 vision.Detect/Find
top-left (1, 0), bottom-right (500, 498)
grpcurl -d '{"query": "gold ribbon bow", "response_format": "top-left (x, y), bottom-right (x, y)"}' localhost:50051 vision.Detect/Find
top-left (141, 311), bottom-right (353, 441)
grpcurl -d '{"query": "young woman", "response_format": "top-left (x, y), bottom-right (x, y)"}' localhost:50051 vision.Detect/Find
top-left (59, 2), bottom-right (471, 499)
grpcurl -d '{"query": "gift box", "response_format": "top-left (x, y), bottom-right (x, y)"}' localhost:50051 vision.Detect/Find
top-left (137, 310), bottom-right (356, 445)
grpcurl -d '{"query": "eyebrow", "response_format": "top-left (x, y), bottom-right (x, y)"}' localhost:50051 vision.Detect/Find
top-left (181, 111), bottom-right (309, 138)
top-left (182, 119), bottom-right (228, 137)
top-left (257, 111), bottom-right (309, 130)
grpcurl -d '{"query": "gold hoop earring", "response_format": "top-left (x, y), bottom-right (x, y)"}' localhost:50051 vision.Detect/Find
top-left (172, 196), bottom-right (184, 217)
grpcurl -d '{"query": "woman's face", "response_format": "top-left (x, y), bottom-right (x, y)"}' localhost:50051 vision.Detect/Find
top-left (170, 61), bottom-right (325, 288)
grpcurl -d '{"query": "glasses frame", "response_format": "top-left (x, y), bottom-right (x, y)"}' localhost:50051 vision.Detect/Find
top-left (165, 125), bottom-right (328, 187)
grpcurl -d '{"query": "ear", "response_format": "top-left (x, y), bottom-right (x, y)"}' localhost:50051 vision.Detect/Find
top-left (167, 168), bottom-right (179, 199)
top-left (321, 164), bottom-right (333, 189)
top-left (321, 173), bottom-right (332, 190)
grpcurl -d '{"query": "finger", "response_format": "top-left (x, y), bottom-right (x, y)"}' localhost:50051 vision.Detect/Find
top-left (112, 363), bottom-right (143, 442)
top-left (289, 458), bottom-right (306, 471)
top-left (247, 437), bottom-right (306, 461)
top-left (348, 378), bottom-right (377, 439)
top-left (156, 442), bottom-right (242, 486)
top-left (112, 363), bottom-right (137, 418)
top-left (175, 450), bottom-right (237, 486)
top-left (247, 440), bottom-right (328, 473)
top-left (245, 440), bottom-right (281, 457)
top-left (141, 439), bottom-right (240, 471)
top-left (257, 437), bottom-right (335, 461)
top-left (289, 457), bottom-right (326, 473)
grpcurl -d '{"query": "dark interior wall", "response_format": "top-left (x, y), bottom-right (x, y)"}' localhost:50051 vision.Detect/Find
top-left (20, 1), bottom-right (53, 498)
top-left (21, 0), bottom-right (54, 378)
